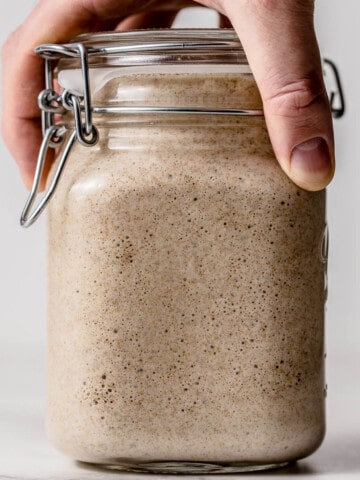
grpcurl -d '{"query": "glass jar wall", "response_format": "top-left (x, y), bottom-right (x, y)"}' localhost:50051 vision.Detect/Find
top-left (44, 29), bottom-right (326, 474)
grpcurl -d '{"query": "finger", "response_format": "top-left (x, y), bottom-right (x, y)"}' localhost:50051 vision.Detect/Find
top-left (0, 0), bottom-right (162, 188)
top-left (116, 10), bottom-right (179, 30)
top-left (1, 44), bottom-right (47, 189)
top-left (1, 4), bottom-right (92, 188)
top-left (223, 0), bottom-right (334, 191)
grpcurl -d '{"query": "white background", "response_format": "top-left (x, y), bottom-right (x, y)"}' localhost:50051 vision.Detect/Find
top-left (0, 1), bottom-right (359, 479)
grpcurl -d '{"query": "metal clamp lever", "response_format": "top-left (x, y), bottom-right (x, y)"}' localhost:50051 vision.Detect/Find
top-left (20, 126), bottom-right (76, 228)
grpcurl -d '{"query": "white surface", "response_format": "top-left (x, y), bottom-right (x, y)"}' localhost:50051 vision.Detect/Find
top-left (1, 2), bottom-right (360, 479)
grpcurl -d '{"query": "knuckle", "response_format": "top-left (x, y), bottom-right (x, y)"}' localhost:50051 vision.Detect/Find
top-left (265, 76), bottom-right (325, 117)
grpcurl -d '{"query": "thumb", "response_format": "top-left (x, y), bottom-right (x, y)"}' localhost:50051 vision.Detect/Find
top-left (224, 0), bottom-right (334, 191)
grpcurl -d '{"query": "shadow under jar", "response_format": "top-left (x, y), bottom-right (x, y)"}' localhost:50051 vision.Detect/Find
top-left (44, 29), bottom-right (327, 474)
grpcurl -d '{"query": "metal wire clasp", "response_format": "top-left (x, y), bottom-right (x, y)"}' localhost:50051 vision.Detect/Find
top-left (20, 127), bottom-right (77, 227)
top-left (37, 42), bottom-right (99, 143)
top-left (20, 43), bottom-right (99, 228)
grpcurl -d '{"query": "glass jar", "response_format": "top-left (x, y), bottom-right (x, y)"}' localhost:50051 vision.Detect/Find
top-left (25, 29), bottom-right (327, 474)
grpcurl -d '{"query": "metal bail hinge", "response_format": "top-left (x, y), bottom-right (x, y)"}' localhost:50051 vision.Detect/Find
top-left (37, 42), bottom-right (99, 146)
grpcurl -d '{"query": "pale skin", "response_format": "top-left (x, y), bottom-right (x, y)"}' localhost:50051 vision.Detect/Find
top-left (1, 0), bottom-right (334, 191)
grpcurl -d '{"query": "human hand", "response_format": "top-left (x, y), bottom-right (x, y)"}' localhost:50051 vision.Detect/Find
top-left (1, 0), bottom-right (334, 191)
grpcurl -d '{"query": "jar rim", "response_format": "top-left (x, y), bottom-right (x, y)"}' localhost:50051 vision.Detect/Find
top-left (73, 28), bottom-right (243, 53)
top-left (37, 28), bottom-right (248, 69)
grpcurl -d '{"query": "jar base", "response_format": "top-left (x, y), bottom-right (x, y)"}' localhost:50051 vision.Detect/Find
top-left (82, 460), bottom-right (291, 474)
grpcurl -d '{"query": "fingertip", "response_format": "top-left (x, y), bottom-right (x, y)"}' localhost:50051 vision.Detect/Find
top-left (286, 137), bottom-right (335, 191)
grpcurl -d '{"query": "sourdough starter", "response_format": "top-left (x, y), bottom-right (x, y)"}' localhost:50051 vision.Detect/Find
top-left (46, 72), bottom-right (326, 471)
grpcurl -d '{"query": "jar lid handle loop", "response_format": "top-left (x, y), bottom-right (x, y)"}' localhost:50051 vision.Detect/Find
top-left (323, 58), bottom-right (345, 119)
